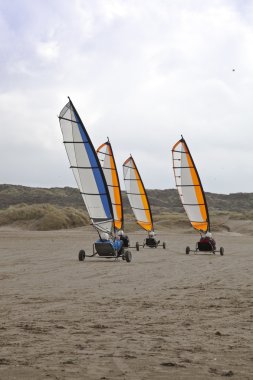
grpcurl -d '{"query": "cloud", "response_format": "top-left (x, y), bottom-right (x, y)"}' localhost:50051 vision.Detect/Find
top-left (36, 41), bottom-right (59, 61)
top-left (0, 0), bottom-right (253, 193)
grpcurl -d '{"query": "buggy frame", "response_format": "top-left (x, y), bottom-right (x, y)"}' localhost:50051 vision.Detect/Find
top-left (78, 242), bottom-right (132, 262)
top-left (186, 241), bottom-right (224, 255)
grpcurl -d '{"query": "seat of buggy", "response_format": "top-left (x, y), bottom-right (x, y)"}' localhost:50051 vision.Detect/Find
top-left (94, 242), bottom-right (117, 257)
top-left (197, 241), bottom-right (214, 251)
top-left (146, 237), bottom-right (158, 247)
top-left (120, 236), bottom-right (129, 247)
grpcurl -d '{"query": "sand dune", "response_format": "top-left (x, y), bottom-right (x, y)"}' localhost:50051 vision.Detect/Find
top-left (0, 226), bottom-right (252, 379)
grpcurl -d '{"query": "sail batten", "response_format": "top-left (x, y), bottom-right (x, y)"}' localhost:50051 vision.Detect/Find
top-left (172, 137), bottom-right (210, 233)
top-left (123, 156), bottom-right (153, 232)
top-left (97, 141), bottom-right (123, 231)
top-left (59, 99), bottom-right (113, 233)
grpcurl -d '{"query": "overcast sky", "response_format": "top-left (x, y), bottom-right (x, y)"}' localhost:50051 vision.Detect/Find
top-left (0, 0), bottom-right (253, 194)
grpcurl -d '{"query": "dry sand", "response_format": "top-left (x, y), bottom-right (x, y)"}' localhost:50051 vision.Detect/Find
top-left (0, 226), bottom-right (252, 380)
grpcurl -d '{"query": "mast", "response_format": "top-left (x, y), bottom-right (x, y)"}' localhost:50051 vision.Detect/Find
top-left (129, 155), bottom-right (154, 230)
top-left (97, 139), bottom-right (123, 232)
top-left (59, 98), bottom-right (114, 233)
top-left (123, 155), bottom-right (153, 232)
top-left (172, 136), bottom-right (210, 233)
top-left (180, 137), bottom-right (210, 231)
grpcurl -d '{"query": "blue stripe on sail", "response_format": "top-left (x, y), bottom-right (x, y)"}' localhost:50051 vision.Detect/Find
top-left (90, 167), bottom-right (111, 215)
top-left (73, 110), bottom-right (111, 219)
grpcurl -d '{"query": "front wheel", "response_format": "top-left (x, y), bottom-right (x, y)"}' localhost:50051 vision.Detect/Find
top-left (220, 247), bottom-right (224, 256)
top-left (163, 242), bottom-right (166, 249)
top-left (78, 250), bottom-right (85, 261)
top-left (136, 242), bottom-right (140, 251)
top-left (125, 251), bottom-right (132, 263)
top-left (186, 246), bottom-right (190, 255)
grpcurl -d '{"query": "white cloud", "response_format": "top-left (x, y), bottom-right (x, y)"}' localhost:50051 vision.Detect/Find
top-left (0, 0), bottom-right (253, 193)
top-left (98, 0), bottom-right (129, 23)
top-left (36, 40), bottom-right (59, 61)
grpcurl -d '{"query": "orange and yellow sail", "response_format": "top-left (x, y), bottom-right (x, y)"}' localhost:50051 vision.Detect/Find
top-left (123, 156), bottom-right (153, 232)
top-left (97, 140), bottom-right (123, 231)
top-left (172, 137), bottom-right (210, 233)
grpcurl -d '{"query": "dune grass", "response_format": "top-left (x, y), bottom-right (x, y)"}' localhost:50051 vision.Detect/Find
top-left (1, 202), bottom-right (252, 233)
top-left (0, 203), bottom-right (89, 231)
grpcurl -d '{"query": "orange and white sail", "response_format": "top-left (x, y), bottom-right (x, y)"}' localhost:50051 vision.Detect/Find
top-left (123, 156), bottom-right (153, 232)
top-left (172, 137), bottom-right (210, 233)
top-left (97, 140), bottom-right (123, 231)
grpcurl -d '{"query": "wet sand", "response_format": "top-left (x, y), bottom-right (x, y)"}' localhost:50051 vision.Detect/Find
top-left (0, 227), bottom-right (252, 379)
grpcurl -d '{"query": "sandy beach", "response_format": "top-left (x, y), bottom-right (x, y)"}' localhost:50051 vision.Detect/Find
top-left (0, 226), bottom-right (252, 379)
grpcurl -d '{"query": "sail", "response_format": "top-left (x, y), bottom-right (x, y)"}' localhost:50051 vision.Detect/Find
top-left (123, 156), bottom-right (153, 231)
top-left (172, 137), bottom-right (210, 232)
top-left (97, 140), bottom-right (123, 231)
top-left (58, 98), bottom-right (114, 233)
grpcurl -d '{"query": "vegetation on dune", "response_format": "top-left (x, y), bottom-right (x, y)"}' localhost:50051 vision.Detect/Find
top-left (153, 212), bottom-right (189, 228)
top-left (1, 185), bottom-right (253, 233)
top-left (0, 185), bottom-right (83, 210)
top-left (1, 184), bottom-right (253, 214)
top-left (0, 204), bottom-right (89, 230)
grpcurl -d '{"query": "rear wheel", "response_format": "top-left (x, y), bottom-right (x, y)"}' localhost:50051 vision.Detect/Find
top-left (78, 250), bottom-right (85, 261)
top-left (125, 251), bottom-right (132, 263)
top-left (136, 242), bottom-right (140, 251)
top-left (163, 242), bottom-right (166, 249)
top-left (186, 246), bottom-right (190, 255)
top-left (220, 247), bottom-right (224, 256)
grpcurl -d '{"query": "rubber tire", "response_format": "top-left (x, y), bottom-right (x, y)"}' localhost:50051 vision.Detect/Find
top-left (136, 242), bottom-right (140, 251)
top-left (186, 246), bottom-right (190, 255)
top-left (220, 247), bottom-right (224, 256)
top-left (163, 242), bottom-right (166, 249)
top-left (79, 250), bottom-right (85, 261)
top-left (125, 251), bottom-right (132, 263)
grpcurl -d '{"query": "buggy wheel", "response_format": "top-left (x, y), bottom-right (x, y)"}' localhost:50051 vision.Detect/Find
top-left (220, 247), bottom-right (224, 256)
top-left (78, 250), bottom-right (85, 261)
top-left (125, 251), bottom-right (132, 263)
top-left (186, 246), bottom-right (190, 255)
top-left (122, 254), bottom-right (126, 260)
top-left (163, 242), bottom-right (166, 249)
top-left (136, 242), bottom-right (140, 251)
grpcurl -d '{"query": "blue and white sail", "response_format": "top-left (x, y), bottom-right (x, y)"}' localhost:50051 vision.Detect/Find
top-left (59, 98), bottom-right (114, 233)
